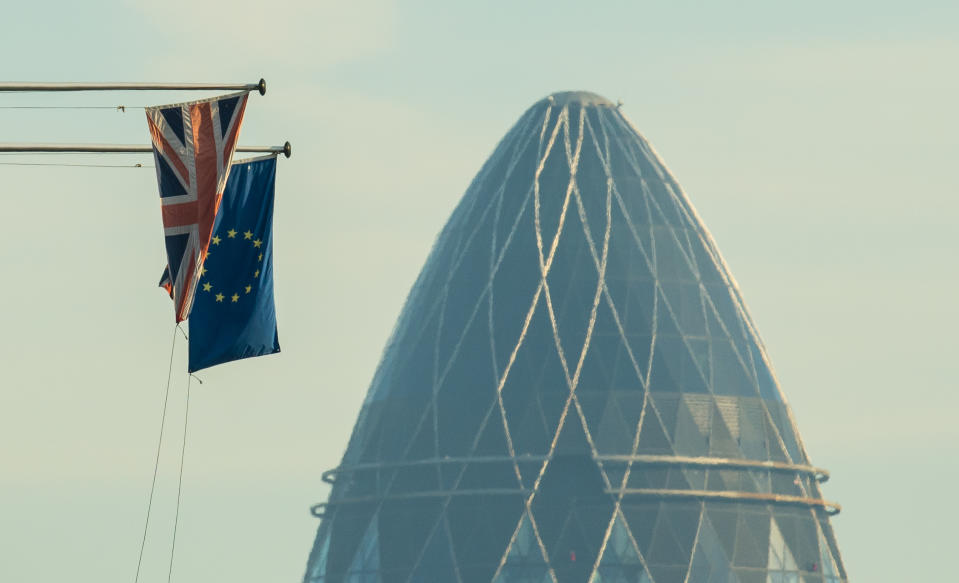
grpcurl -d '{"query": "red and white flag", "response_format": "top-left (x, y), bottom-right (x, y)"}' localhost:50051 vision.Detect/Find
top-left (147, 91), bottom-right (248, 322)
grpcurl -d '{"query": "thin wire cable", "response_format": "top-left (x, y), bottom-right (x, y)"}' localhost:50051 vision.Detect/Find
top-left (133, 325), bottom-right (178, 583)
top-left (167, 373), bottom-right (192, 583)
top-left (0, 105), bottom-right (139, 110)
top-left (0, 162), bottom-right (150, 168)
top-left (0, 152), bottom-right (145, 155)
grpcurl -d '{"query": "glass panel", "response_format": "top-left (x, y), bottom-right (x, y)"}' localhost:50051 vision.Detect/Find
top-left (621, 502), bottom-right (660, 558)
top-left (635, 413), bottom-right (673, 455)
top-left (652, 224), bottom-right (698, 284)
top-left (326, 504), bottom-right (378, 579)
top-left (593, 395), bottom-right (634, 454)
top-left (448, 495), bottom-right (526, 583)
top-left (377, 499), bottom-right (442, 577)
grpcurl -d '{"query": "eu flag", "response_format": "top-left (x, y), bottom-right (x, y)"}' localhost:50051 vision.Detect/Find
top-left (188, 155), bottom-right (281, 372)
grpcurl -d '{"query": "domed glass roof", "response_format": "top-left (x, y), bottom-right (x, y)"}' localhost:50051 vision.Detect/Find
top-left (304, 92), bottom-right (845, 583)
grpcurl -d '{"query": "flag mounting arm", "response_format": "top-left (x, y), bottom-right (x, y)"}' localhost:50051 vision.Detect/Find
top-left (0, 79), bottom-right (268, 95)
top-left (0, 142), bottom-right (292, 158)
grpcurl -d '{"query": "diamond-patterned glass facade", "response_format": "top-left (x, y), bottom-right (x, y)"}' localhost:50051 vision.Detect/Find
top-left (304, 92), bottom-right (846, 583)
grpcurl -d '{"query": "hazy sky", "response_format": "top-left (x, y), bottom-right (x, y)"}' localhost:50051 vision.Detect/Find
top-left (1, 1), bottom-right (957, 582)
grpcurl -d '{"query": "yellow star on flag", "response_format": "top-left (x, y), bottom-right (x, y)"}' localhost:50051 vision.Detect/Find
top-left (211, 235), bottom-right (221, 245)
top-left (254, 269), bottom-right (260, 278)
top-left (253, 239), bottom-right (262, 248)
top-left (243, 230), bottom-right (253, 240)
top-left (257, 253), bottom-right (263, 262)
top-left (231, 293), bottom-right (239, 303)
top-left (199, 266), bottom-right (207, 276)
top-left (202, 282), bottom-right (212, 292)
top-left (245, 285), bottom-right (252, 294)
top-left (215, 293), bottom-right (225, 302)
top-left (227, 229), bottom-right (237, 238)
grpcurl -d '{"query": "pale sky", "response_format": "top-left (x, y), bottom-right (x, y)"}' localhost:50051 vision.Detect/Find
top-left (1, 1), bottom-right (957, 582)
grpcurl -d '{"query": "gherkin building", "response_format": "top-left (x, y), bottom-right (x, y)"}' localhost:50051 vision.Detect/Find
top-left (305, 91), bottom-right (846, 583)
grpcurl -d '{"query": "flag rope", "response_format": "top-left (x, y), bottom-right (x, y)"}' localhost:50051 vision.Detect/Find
top-left (167, 372), bottom-right (191, 583)
top-left (133, 324), bottom-right (178, 583)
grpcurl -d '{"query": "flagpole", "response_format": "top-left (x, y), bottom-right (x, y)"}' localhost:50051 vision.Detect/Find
top-left (0, 141), bottom-right (292, 158)
top-left (0, 79), bottom-right (268, 95)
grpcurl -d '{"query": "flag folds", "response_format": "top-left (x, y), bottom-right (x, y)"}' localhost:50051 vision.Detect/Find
top-left (148, 91), bottom-right (249, 322)
top-left (187, 155), bottom-right (281, 372)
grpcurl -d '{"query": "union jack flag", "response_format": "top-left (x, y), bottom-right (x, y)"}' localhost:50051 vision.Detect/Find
top-left (147, 91), bottom-right (249, 322)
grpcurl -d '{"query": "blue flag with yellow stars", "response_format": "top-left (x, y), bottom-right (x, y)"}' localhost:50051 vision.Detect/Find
top-left (188, 155), bottom-right (281, 372)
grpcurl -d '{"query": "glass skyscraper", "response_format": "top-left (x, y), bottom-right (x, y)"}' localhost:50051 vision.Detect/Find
top-left (304, 92), bottom-right (846, 583)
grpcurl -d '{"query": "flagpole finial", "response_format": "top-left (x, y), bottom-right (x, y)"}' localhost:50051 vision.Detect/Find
top-left (258, 78), bottom-right (267, 96)
top-left (283, 141), bottom-right (292, 158)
